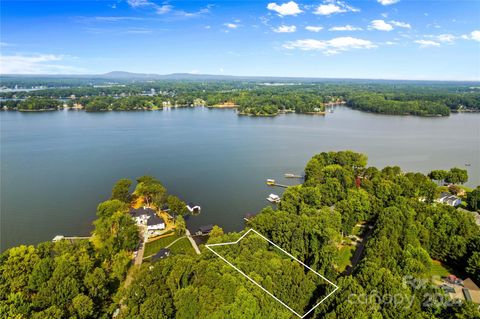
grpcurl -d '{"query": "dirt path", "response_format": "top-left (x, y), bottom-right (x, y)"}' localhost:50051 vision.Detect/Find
top-left (343, 226), bottom-right (374, 276)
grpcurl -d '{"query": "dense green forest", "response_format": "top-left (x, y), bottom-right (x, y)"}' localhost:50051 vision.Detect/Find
top-left (2, 79), bottom-right (479, 116)
top-left (2, 151), bottom-right (479, 318)
top-left (119, 152), bottom-right (480, 318)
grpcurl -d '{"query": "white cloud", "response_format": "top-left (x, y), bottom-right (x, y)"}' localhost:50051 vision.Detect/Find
top-left (470, 30), bottom-right (480, 42)
top-left (127, 0), bottom-right (209, 17)
top-left (273, 25), bottom-right (297, 33)
top-left (415, 39), bottom-right (440, 48)
top-left (156, 5), bottom-right (173, 14)
top-left (283, 36), bottom-right (376, 55)
top-left (127, 0), bottom-right (153, 8)
top-left (329, 25), bottom-right (362, 31)
top-left (377, 0), bottom-right (400, 5)
top-left (390, 20), bottom-right (411, 29)
top-left (0, 54), bottom-right (85, 74)
top-left (267, 1), bottom-right (302, 16)
top-left (127, 0), bottom-right (172, 14)
top-left (369, 20), bottom-right (393, 31)
top-left (224, 23), bottom-right (238, 29)
top-left (314, 1), bottom-right (359, 16)
top-left (305, 26), bottom-right (323, 32)
top-left (436, 34), bottom-right (455, 43)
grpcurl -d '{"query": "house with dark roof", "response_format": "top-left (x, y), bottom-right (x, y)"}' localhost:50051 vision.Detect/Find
top-left (196, 224), bottom-right (213, 235)
top-left (146, 213), bottom-right (165, 231)
top-left (129, 207), bottom-right (165, 230)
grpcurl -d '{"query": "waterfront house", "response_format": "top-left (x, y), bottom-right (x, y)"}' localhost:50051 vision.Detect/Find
top-left (146, 214), bottom-right (166, 231)
top-left (436, 192), bottom-right (462, 207)
top-left (130, 207), bottom-right (165, 230)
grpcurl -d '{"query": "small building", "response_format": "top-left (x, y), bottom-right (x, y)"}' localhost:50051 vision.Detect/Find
top-left (436, 192), bottom-right (462, 207)
top-left (267, 194), bottom-right (281, 203)
top-left (196, 225), bottom-right (214, 235)
top-left (152, 248), bottom-right (170, 261)
top-left (186, 203), bottom-right (201, 214)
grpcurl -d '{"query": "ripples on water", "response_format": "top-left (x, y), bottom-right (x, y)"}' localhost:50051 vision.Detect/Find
top-left (1, 107), bottom-right (479, 250)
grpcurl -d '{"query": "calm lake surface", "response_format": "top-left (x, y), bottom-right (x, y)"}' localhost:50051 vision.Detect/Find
top-left (1, 107), bottom-right (479, 251)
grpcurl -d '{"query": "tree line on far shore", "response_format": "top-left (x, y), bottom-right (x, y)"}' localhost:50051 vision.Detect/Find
top-left (2, 81), bottom-right (479, 116)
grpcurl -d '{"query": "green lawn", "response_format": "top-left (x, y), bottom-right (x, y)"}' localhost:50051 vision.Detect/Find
top-left (144, 234), bottom-right (196, 258)
top-left (458, 185), bottom-right (473, 192)
top-left (351, 225), bottom-right (364, 237)
top-left (430, 260), bottom-right (451, 278)
top-left (144, 234), bottom-right (181, 257)
top-left (335, 245), bottom-right (355, 273)
top-left (169, 237), bottom-right (196, 256)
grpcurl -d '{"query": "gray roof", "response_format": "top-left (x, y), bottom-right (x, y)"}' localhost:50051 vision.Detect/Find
top-left (152, 248), bottom-right (170, 261)
top-left (199, 225), bottom-right (214, 233)
top-left (130, 207), bottom-right (156, 218)
top-left (146, 213), bottom-right (165, 226)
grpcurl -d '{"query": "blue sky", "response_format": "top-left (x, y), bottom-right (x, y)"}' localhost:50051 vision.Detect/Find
top-left (1, 0), bottom-right (479, 80)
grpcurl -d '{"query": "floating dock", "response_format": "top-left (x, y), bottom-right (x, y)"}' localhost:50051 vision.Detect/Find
top-left (284, 173), bottom-right (303, 178)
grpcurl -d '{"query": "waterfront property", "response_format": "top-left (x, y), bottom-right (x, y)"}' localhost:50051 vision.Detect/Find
top-left (130, 207), bottom-right (166, 231)
top-left (436, 192), bottom-right (462, 207)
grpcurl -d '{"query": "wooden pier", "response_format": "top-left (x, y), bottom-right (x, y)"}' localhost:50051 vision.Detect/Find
top-left (269, 183), bottom-right (289, 188)
top-left (284, 173), bottom-right (303, 179)
top-left (52, 235), bottom-right (91, 243)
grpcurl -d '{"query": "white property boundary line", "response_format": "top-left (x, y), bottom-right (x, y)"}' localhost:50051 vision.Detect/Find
top-left (205, 228), bottom-right (339, 318)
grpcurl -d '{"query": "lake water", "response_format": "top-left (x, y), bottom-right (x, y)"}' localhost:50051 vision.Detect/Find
top-left (1, 107), bottom-right (479, 251)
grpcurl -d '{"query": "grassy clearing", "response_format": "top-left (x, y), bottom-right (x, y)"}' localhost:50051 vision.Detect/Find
top-left (169, 238), bottom-right (196, 255)
top-left (335, 245), bottom-right (355, 273)
top-left (144, 234), bottom-right (181, 257)
top-left (430, 260), bottom-right (451, 278)
top-left (458, 185), bottom-right (473, 192)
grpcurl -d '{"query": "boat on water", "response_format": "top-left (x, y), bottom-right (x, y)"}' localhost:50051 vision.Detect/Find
top-left (465, 163), bottom-right (471, 166)
top-left (266, 179), bottom-right (275, 185)
top-left (267, 194), bottom-right (280, 203)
